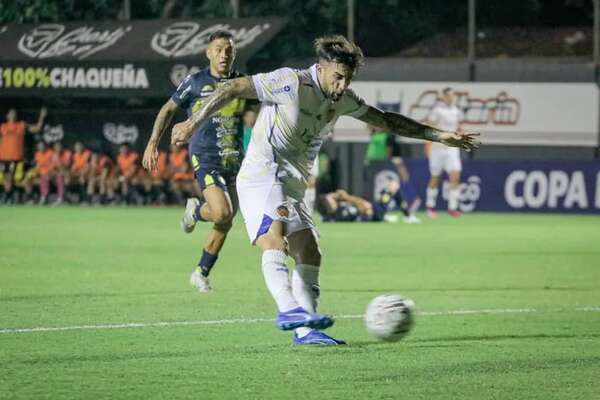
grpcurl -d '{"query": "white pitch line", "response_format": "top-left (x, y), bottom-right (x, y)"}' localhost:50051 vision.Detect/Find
top-left (0, 306), bottom-right (598, 335)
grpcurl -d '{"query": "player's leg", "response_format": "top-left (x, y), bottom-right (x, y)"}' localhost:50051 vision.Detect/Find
top-left (426, 150), bottom-right (443, 219)
top-left (2, 163), bottom-right (16, 204)
top-left (445, 148), bottom-right (462, 217)
top-left (54, 171), bottom-right (66, 205)
top-left (39, 171), bottom-right (50, 204)
top-left (287, 226), bottom-right (345, 345)
top-left (188, 183), bottom-right (236, 292)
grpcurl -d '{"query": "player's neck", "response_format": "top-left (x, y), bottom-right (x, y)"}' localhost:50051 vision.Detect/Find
top-left (209, 66), bottom-right (231, 79)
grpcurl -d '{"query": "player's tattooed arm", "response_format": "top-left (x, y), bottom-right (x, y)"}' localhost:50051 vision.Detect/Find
top-left (171, 77), bottom-right (257, 146)
top-left (357, 106), bottom-right (480, 152)
top-left (143, 99), bottom-right (178, 171)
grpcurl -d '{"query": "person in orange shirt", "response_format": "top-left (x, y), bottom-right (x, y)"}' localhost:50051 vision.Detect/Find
top-left (88, 152), bottom-right (114, 204)
top-left (70, 142), bottom-right (92, 203)
top-left (32, 142), bottom-right (54, 204)
top-left (51, 142), bottom-right (72, 205)
top-left (0, 107), bottom-right (47, 203)
top-left (114, 143), bottom-right (139, 204)
top-left (168, 145), bottom-right (196, 204)
top-left (144, 149), bottom-right (168, 204)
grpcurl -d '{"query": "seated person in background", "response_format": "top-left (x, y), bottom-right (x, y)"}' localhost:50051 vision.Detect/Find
top-left (88, 152), bottom-right (114, 204)
top-left (168, 144), bottom-right (195, 204)
top-left (316, 181), bottom-right (420, 224)
top-left (365, 124), bottom-right (422, 214)
top-left (147, 149), bottom-right (169, 205)
top-left (114, 143), bottom-right (139, 204)
top-left (28, 142), bottom-right (54, 204)
top-left (51, 142), bottom-right (72, 205)
top-left (69, 142), bottom-right (92, 203)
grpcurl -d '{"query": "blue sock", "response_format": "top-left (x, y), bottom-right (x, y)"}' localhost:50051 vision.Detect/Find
top-left (198, 250), bottom-right (218, 277)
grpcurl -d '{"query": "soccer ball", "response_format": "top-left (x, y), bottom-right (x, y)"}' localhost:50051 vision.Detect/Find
top-left (364, 293), bottom-right (415, 342)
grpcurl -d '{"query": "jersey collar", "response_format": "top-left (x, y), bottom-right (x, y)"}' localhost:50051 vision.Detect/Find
top-left (309, 64), bottom-right (326, 101)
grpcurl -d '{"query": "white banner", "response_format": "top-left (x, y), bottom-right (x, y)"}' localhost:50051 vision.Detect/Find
top-left (335, 82), bottom-right (599, 147)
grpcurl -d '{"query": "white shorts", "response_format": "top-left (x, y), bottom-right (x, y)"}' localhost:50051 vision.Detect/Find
top-left (236, 160), bottom-right (316, 244)
top-left (429, 146), bottom-right (461, 176)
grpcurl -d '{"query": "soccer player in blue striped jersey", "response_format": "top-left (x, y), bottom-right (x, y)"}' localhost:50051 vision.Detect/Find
top-left (143, 31), bottom-right (246, 292)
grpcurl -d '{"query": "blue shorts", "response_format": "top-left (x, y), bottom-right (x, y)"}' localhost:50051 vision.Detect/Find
top-left (195, 167), bottom-right (237, 191)
top-left (189, 153), bottom-right (239, 192)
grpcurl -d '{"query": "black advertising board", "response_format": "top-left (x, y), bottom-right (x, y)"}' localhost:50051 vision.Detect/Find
top-left (0, 18), bottom-right (286, 98)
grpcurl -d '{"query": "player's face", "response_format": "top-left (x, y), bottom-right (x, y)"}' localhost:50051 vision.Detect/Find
top-left (207, 38), bottom-right (236, 76)
top-left (442, 91), bottom-right (454, 106)
top-left (317, 61), bottom-right (355, 102)
top-left (7, 109), bottom-right (17, 122)
top-left (75, 142), bottom-right (83, 152)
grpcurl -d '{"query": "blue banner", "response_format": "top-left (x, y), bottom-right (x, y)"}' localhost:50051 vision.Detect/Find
top-left (368, 160), bottom-right (600, 214)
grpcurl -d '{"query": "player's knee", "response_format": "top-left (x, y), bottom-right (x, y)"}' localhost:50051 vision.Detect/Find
top-left (214, 219), bottom-right (233, 233)
top-left (298, 243), bottom-right (321, 266)
top-left (257, 233), bottom-right (287, 252)
top-left (212, 207), bottom-right (233, 224)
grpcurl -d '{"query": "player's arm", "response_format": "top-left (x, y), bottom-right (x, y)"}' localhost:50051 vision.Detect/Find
top-left (27, 107), bottom-right (47, 134)
top-left (171, 77), bottom-right (258, 146)
top-left (143, 99), bottom-right (179, 171)
top-left (356, 106), bottom-right (480, 152)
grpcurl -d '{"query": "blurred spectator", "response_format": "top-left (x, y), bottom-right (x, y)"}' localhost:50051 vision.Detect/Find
top-left (114, 143), bottom-right (139, 204)
top-left (88, 152), bottom-right (114, 204)
top-left (33, 142), bottom-right (54, 204)
top-left (168, 144), bottom-right (195, 204)
top-left (0, 107), bottom-right (46, 203)
top-left (69, 142), bottom-right (92, 203)
top-left (51, 142), bottom-right (72, 205)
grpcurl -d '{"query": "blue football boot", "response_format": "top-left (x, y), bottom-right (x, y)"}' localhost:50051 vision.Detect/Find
top-left (292, 330), bottom-right (347, 345)
top-left (276, 307), bottom-right (334, 331)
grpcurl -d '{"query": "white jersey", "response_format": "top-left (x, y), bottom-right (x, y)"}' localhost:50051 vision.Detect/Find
top-left (429, 103), bottom-right (463, 152)
top-left (428, 103), bottom-right (463, 175)
top-left (241, 65), bottom-right (368, 200)
top-left (430, 102), bottom-right (462, 131)
top-left (237, 65), bottom-right (368, 242)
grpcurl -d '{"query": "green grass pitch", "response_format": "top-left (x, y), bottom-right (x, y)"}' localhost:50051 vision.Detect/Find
top-left (1, 207), bottom-right (599, 399)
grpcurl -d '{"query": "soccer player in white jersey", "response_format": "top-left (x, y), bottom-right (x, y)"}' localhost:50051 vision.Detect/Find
top-left (426, 87), bottom-right (464, 218)
top-left (171, 35), bottom-right (479, 345)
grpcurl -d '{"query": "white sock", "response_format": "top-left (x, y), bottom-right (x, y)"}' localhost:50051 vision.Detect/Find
top-left (448, 188), bottom-right (460, 211)
top-left (304, 187), bottom-right (316, 214)
top-left (292, 263), bottom-right (320, 338)
top-left (261, 250), bottom-right (298, 312)
top-left (426, 187), bottom-right (438, 208)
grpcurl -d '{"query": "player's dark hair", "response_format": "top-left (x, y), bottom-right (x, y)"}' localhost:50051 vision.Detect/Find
top-left (442, 87), bottom-right (453, 95)
top-left (314, 35), bottom-right (364, 71)
top-left (316, 195), bottom-right (334, 216)
top-left (208, 30), bottom-right (234, 43)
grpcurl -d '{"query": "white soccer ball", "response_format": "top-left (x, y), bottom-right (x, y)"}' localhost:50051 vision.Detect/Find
top-left (364, 293), bottom-right (415, 342)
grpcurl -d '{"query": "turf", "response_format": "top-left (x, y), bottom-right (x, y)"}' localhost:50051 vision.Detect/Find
top-left (1, 207), bottom-right (599, 399)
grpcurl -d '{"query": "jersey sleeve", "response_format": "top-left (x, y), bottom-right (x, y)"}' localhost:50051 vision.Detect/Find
top-left (338, 89), bottom-right (369, 118)
top-left (251, 68), bottom-right (299, 105)
top-left (170, 75), bottom-right (194, 109)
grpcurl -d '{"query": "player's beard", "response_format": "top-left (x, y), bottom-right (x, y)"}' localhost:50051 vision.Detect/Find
top-left (329, 90), bottom-right (342, 102)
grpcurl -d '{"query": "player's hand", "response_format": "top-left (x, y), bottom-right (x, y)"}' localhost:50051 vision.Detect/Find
top-left (40, 107), bottom-right (48, 118)
top-left (439, 131), bottom-right (481, 152)
top-left (171, 120), bottom-right (194, 146)
top-left (142, 143), bottom-right (158, 172)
